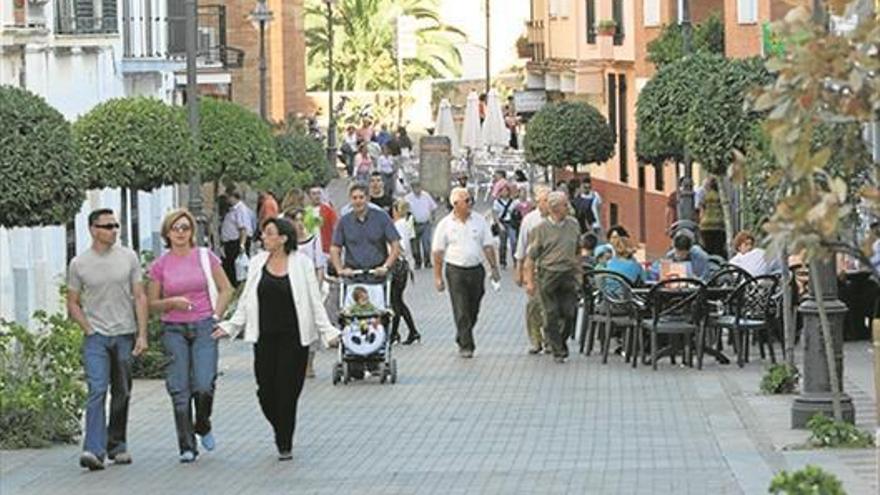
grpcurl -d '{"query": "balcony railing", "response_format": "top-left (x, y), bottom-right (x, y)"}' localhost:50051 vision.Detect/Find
top-left (55, 0), bottom-right (118, 35)
top-left (122, 2), bottom-right (242, 69)
top-left (527, 19), bottom-right (545, 62)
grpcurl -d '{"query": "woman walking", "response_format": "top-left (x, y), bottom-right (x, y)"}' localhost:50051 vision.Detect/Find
top-left (287, 208), bottom-right (327, 378)
top-left (391, 200), bottom-right (420, 345)
top-left (216, 218), bottom-right (338, 461)
top-left (147, 209), bottom-right (234, 463)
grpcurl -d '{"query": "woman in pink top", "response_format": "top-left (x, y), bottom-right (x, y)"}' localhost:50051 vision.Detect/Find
top-left (147, 209), bottom-right (233, 463)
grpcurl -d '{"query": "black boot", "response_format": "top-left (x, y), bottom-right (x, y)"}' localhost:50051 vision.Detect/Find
top-left (402, 331), bottom-right (421, 345)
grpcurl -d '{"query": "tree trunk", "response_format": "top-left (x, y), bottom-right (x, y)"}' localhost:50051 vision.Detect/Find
top-left (130, 188), bottom-right (140, 253)
top-left (717, 177), bottom-right (735, 255)
top-left (120, 187), bottom-right (129, 247)
top-left (810, 262), bottom-right (843, 421)
top-left (65, 219), bottom-right (77, 265)
top-left (781, 249), bottom-right (796, 367)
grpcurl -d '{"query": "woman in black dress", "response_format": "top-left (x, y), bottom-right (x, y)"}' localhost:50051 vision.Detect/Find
top-left (217, 218), bottom-right (339, 460)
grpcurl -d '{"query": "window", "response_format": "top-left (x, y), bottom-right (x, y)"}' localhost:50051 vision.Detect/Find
top-left (612, 0), bottom-right (624, 45)
top-left (643, 0), bottom-right (660, 27)
top-left (607, 74), bottom-right (617, 144)
top-left (549, 0), bottom-right (571, 18)
top-left (737, 0), bottom-right (758, 24)
top-left (654, 164), bottom-right (665, 191)
top-left (617, 74), bottom-right (628, 184)
top-left (586, 0), bottom-right (596, 44)
top-left (610, 203), bottom-right (619, 228)
top-left (55, 0), bottom-right (118, 34)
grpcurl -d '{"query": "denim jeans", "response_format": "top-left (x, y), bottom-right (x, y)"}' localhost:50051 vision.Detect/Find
top-left (412, 222), bottom-right (433, 267)
top-left (162, 318), bottom-right (218, 454)
top-left (82, 333), bottom-right (134, 459)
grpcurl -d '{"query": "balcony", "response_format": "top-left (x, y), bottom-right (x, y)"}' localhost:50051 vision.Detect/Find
top-left (54, 0), bottom-right (118, 35)
top-left (526, 19), bottom-right (545, 62)
top-left (121, 2), bottom-right (243, 73)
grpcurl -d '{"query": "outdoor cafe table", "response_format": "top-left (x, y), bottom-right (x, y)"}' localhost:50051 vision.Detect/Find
top-left (633, 284), bottom-right (735, 365)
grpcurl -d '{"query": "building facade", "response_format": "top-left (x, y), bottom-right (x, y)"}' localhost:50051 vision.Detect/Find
top-left (0, 0), bottom-right (240, 324)
top-left (524, 0), bottom-right (723, 256)
top-left (226, 0), bottom-right (310, 122)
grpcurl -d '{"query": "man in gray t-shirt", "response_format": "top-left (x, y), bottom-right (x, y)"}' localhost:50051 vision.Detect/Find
top-left (67, 209), bottom-right (148, 471)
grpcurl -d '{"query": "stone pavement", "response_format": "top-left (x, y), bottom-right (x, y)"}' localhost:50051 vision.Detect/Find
top-left (2, 195), bottom-right (878, 493)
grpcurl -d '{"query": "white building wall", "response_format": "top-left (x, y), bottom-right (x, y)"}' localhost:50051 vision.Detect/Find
top-left (0, 0), bottom-right (178, 325)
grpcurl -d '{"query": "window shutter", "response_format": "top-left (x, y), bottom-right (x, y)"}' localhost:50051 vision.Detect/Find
top-left (101, 0), bottom-right (118, 32)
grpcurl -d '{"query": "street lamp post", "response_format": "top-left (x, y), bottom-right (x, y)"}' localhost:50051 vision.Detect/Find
top-left (675, 0), bottom-right (696, 230)
top-left (485, 0), bottom-right (490, 94)
top-left (250, 0), bottom-right (273, 121)
top-left (325, 0), bottom-right (337, 174)
top-left (185, 0), bottom-right (205, 245)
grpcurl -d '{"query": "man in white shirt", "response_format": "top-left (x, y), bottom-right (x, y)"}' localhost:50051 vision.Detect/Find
top-left (579, 177), bottom-right (603, 237)
top-left (404, 181), bottom-right (438, 269)
top-left (220, 191), bottom-right (253, 287)
top-left (432, 187), bottom-right (501, 358)
top-left (514, 185), bottom-right (550, 354)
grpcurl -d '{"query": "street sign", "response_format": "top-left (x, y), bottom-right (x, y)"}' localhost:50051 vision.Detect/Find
top-left (513, 90), bottom-right (547, 115)
top-left (396, 15), bottom-right (418, 59)
top-left (419, 136), bottom-right (452, 201)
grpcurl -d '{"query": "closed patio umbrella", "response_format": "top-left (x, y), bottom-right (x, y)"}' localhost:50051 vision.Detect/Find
top-left (460, 91), bottom-right (483, 150)
top-left (434, 98), bottom-right (460, 155)
top-left (480, 89), bottom-right (509, 150)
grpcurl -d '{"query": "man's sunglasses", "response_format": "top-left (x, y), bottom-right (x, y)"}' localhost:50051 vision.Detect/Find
top-left (93, 223), bottom-right (120, 230)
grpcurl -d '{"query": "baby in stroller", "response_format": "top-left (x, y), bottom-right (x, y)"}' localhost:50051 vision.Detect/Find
top-left (333, 281), bottom-right (398, 384)
top-left (342, 286), bottom-right (386, 351)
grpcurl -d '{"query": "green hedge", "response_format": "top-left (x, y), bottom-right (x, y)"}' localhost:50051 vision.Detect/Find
top-left (0, 85), bottom-right (84, 228)
top-left (0, 312), bottom-right (86, 449)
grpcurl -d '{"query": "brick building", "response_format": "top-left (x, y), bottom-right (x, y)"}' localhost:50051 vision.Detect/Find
top-left (723, 0), bottom-right (791, 58)
top-left (525, 0), bottom-right (723, 256)
top-left (226, 0), bottom-right (310, 122)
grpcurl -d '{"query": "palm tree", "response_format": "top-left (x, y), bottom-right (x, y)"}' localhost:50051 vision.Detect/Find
top-left (305, 0), bottom-right (465, 91)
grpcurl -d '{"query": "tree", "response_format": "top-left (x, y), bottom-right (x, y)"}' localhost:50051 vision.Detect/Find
top-left (524, 101), bottom-right (614, 171)
top-left (746, 4), bottom-right (879, 421)
top-left (636, 52), bottom-right (727, 166)
top-left (197, 97), bottom-right (278, 197)
top-left (305, 0), bottom-right (465, 91)
top-left (646, 12), bottom-right (725, 68)
top-left (687, 56), bottom-right (771, 247)
top-left (0, 86), bottom-right (84, 229)
top-left (74, 97), bottom-right (195, 251)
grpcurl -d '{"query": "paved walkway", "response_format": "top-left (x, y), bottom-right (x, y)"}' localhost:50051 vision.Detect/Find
top-left (1, 187), bottom-right (877, 493)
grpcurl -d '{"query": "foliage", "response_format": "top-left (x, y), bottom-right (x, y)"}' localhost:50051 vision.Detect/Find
top-left (744, 6), bottom-right (879, 262)
top-left (768, 465), bottom-right (846, 495)
top-left (132, 251), bottom-right (167, 379)
top-left (0, 311), bottom-right (86, 449)
top-left (636, 52), bottom-right (727, 165)
top-left (646, 12), bottom-right (725, 68)
top-left (760, 363), bottom-right (799, 394)
top-left (687, 57), bottom-right (771, 176)
top-left (0, 85), bottom-right (84, 228)
top-left (524, 101), bottom-right (614, 169)
top-left (597, 19), bottom-right (617, 31)
top-left (305, 0), bottom-right (465, 91)
top-left (197, 98), bottom-right (278, 188)
top-left (806, 414), bottom-right (874, 448)
top-left (73, 97), bottom-right (194, 191)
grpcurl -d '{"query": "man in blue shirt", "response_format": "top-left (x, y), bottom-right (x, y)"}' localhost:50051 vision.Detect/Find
top-left (330, 183), bottom-right (401, 279)
top-left (664, 230), bottom-right (710, 279)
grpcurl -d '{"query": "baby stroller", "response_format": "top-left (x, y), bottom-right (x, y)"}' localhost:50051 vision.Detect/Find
top-left (332, 269), bottom-right (398, 385)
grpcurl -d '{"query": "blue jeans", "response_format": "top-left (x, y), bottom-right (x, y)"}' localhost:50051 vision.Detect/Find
top-left (498, 223), bottom-right (518, 267)
top-left (82, 333), bottom-right (134, 459)
top-left (412, 221), bottom-right (433, 267)
top-left (162, 318), bottom-right (218, 454)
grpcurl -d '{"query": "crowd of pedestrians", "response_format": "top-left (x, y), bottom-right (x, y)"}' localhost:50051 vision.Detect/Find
top-left (66, 150), bottom-right (880, 471)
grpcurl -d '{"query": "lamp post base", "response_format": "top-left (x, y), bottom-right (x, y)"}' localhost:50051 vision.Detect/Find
top-left (792, 392), bottom-right (855, 428)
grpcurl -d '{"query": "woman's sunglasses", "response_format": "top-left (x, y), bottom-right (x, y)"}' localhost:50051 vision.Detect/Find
top-left (171, 224), bottom-right (192, 233)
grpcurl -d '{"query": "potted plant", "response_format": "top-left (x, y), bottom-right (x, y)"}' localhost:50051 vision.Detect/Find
top-left (597, 19), bottom-right (617, 36)
top-left (516, 34), bottom-right (531, 58)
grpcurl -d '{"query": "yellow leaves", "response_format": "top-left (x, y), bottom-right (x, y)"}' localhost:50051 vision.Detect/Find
top-left (826, 0), bottom-right (853, 16)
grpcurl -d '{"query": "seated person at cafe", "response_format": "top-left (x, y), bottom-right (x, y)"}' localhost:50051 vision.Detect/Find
top-left (594, 244), bottom-right (614, 270)
top-left (728, 230), bottom-right (771, 277)
top-left (664, 230), bottom-right (710, 279)
top-left (606, 235), bottom-right (645, 285)
top-left (580, 232), bottom-right (599, 269)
